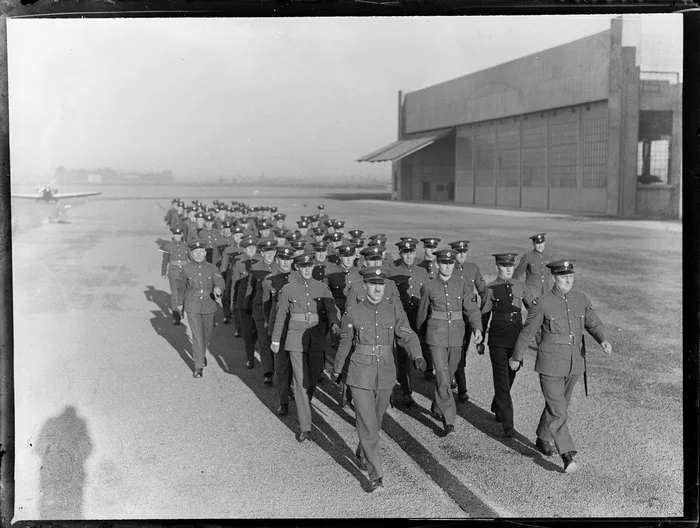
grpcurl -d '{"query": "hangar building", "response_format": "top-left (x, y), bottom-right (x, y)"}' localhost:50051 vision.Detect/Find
top-left (358, 17), bottom-right (682, 219)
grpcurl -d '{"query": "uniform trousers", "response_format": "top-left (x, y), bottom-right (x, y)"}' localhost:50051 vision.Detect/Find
top-left (221, 270), bottom-right (232, 319)
top-left (274, 348), bottom-right (294, 406)
top-left (288, 346), bottom-right (323, 432)
top-left (394, 345), bottom-right (413, 395)
top-left (350, 385), bottom-right (392, 481)
top-left (252, 306), bottom-right (274, 375)
top-left (454, 330), bottom-right (472, 396)
top-left (429, 345), bottom-right (462, 425)
top-left (488, 346), bottom-right (517, 431)
top-left (239, 309), bottom-right (258, 362)
top-left (185, 312), bottom-right (215, 370)
top-left (537, 373), bottom-right (580, 455)
top-left (168, 274), bottom-right (187, 312)
top-left (421, 341), bottom-right (434, 373)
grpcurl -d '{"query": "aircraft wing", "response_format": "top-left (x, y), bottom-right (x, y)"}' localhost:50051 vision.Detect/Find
top-left (52, 191), bottom-right (102, 200)
top-left (11, 193), bottom-right (42, 199)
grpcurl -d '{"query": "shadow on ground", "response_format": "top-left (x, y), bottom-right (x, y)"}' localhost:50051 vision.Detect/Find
top-left (144, 286), bottom-right (194, 372)
top-left (34, 406), bottom-right (93, 520)
top-left (394, 370), bottom-right (563, 474)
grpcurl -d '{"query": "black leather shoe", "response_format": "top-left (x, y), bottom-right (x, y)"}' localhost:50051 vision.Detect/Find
top-left (562, 451), bottom-right (579, 473)
top-left (458, 392), bottom-right (469, 403)
top-left (355, 446), bottom-right (367, 471)
top-left (450, 379), bottom-right (457, 390)
top-left (224, 317), bottom-right (231, 325)
top-left (424, 370), bottom-right (435, 380)
top-left (367, 478), bottom-right (384, 493)
top-left (403, 393), bottom-right (415, 408)
top-left (431, 407), bottom-right (444, 422)
top-left (298, 431), bottom-right (311, 443)
top-left (246, 360), bottom-right (255, 369)
top-left (444, 424), bottom-right (455, 436)
top-left (264, 374), bottom-right (273, 386)
top-left (234, 330), bottom-right (241, 338)
top-left (536, 437), bottom-right (557, 457)
top-left (504, 427), bottom-right (515, 438)
top-left (277, 404), bottom-right (288, 416)
top-left (193, 368), bottom-right (203, 378)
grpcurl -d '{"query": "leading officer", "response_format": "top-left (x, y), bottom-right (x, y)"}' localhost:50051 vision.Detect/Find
top-left (511, 259), bottom-right (612, 473)
top-left (333, 266), bottom-right (426, 493)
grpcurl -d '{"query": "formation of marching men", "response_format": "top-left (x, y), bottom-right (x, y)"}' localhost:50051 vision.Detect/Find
top-left (161, 198), bottom-right (613, 491)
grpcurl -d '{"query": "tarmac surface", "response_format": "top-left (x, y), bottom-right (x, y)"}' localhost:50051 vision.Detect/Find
top-left (11, 195), bottom-right (683, 520)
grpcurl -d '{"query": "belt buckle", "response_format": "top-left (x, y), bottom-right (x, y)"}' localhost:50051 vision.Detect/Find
top-left (372, 345), bottom-right (380, 358)
top-left (305, 312), bottom-right (311, 323)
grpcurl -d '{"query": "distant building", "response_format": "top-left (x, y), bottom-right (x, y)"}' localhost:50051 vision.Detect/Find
top-left (57, 168), bottom-right (175, 185)
top-left (358, 16), bottom-right (681, 219)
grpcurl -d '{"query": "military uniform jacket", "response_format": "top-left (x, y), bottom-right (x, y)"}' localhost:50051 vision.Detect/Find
top-left (455, 262), bottom-right (487, 302)
top-left (513, 249), bottom-right (554, 297)
top-left (271, 276), bottom-right (340, 352)
top-left (161, 240), bottom-right (190, 279)
top-left (335, 298), bottom-right (423, 391)
top-left (325, 264), bottom-right (362, 313)
top-left (417, 274), bottom-right (483, 347)
top-left (345, 277), bottom-right (401, 313)
top-left (417, 258), bottom-right (439, 280)
top-left (187, 225), bottom-right (205, 243)
top-left (390, 262), bottom-right (429, 325)
top-left (231, 255), bottom-right (255, 310)
top-left (220, 243), bottom-right (243, 273)
top-left (182, 261), bottom-right (225, 314)
top-left (247, 260), bottom-right (279, 314)
top-left (215, 234), bottom-right (236, 267)
top-left (262, 270), bottom-right (298, 338)
top-left (481, 277), bottom-right (531, 349)
top-left (512, 288), bottom-right (606, 376)
top-left (312, 261), bottom-right (330, 282)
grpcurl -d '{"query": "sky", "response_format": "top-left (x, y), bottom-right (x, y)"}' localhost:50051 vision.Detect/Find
top-left (7, 14), bottom-right (682, 183)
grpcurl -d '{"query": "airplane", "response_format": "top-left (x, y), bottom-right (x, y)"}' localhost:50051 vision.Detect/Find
top-left (11, 180), bottom-right (102, 203)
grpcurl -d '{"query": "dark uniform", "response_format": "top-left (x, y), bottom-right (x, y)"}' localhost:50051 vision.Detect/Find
top-left (183, 241), bottom-right (225, 376)
top-left (271, 254), bottom-right (340, 439)
top-left (160, 227), bottom-right (190, 324)
top-left (231, 236), bottom-right (259, 367)
top-left (480, 253), bottom-right (532, 437)
top-left (389, 241), bottom-right (429, 403)
top-left (512, 259), bottom-right (609, 472)
top-left (416, 249), bottom-right (482, 433)
top-left (247, 240), bottom-right (280, 382)
top-left (334, 267), bottom-right (425, 492)
top-left (450, 240), bottom-right (488, 401)
top-left (417, 237), bottom-right (441, 377)
top-left (513, 233), bottom-right (553, 301)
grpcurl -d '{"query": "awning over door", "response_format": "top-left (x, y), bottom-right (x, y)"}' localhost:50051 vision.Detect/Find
top-left (356, 130), bottom-right (451, 163)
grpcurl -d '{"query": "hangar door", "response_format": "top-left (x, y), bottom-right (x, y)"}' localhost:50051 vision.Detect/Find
top-left (549, 102), bottom-right (608, 213)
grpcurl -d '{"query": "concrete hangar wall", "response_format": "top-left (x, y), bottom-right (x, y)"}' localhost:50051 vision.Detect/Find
top-left (359, 18), bottom-right (681, 219)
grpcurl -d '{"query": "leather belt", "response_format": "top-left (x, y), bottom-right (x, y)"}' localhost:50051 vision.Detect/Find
top-left (542, 333), bottom-right (581, 346)
top-left (354, 344), bottom-right (393, 357)
top-left (430, 310), bottom-right (462, 321)
top-left (289, 312), bottom-right (320, 323)
top-left (492, 311), bottom-right (521, 322)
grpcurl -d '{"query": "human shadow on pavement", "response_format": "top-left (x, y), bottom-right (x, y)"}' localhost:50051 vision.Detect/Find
top-left (396, 373), bottom-right (563, 473)
top-left (34, 405), bottom-right (93, 520)
top-left (206, 333), bottom-right (368, 489)
top-left (144, 286), bottom-right (195, 373)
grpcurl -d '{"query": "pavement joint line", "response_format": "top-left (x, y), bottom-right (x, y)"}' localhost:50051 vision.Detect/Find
top-left (385, 389), bottom-right (515, 518)
top-left (307, 384), bottom-right (469, 515)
